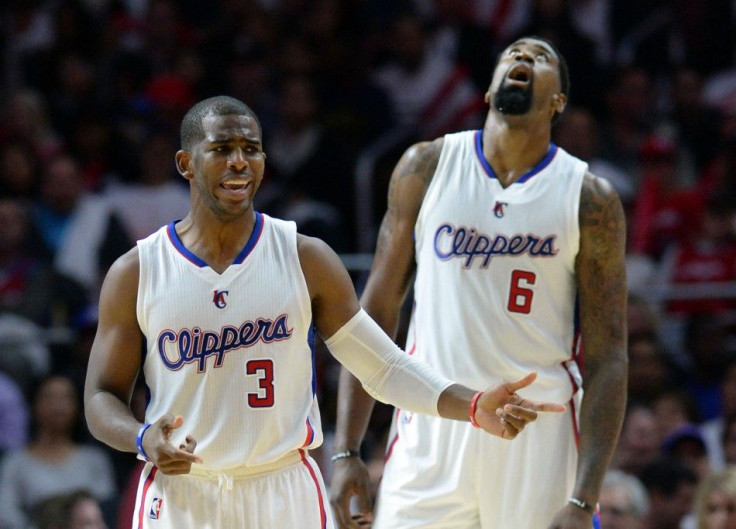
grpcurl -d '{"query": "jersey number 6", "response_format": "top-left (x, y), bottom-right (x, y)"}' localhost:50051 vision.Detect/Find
top-left (246, 359), bottom-right (275, 407)
top-left (508, 270), bottom-right (536, 314)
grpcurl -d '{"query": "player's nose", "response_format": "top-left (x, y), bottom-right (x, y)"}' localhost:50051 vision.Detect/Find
top-left (227, 149), bottom-right (249, 171)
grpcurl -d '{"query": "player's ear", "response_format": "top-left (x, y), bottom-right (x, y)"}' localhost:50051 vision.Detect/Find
top-left (552, 93), bottom-right (567, 115)
top-left (175, 150), bottom-right (193, 181)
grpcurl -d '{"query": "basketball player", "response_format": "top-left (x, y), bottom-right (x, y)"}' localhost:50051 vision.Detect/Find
top-left (83, 96), bottom-right (564, 528)
top-left (330, 36), bottom-right (628, 529)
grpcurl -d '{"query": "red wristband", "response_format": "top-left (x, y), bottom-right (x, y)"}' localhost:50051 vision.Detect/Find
top-left (469, 390), bottom-right (483, 428)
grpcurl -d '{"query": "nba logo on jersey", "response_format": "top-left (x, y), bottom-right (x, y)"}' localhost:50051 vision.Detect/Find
top-left (149, 498), bottom-right (163, 520)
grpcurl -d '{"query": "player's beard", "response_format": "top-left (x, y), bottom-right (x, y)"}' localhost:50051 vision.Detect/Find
top-left (493, 81), bottom-right (533, 115)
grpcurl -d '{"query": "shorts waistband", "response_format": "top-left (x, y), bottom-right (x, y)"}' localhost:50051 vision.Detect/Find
top-left (188, 450), bottom-right (306, 480)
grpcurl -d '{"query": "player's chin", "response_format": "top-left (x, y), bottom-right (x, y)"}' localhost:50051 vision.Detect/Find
top-left (216, 201), bottom-right (254, 221)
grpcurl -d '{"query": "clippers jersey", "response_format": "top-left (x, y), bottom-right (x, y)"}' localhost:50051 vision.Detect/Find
top-left (136, 212), bottom-right (322, 470)
top-left (410, 130), bottom-right (587, 404)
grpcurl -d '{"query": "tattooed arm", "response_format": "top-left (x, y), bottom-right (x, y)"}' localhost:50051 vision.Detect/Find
top-left (329, 139), bottom-right (443, 528)
top-left (550, 172), bottom-right (628, 528)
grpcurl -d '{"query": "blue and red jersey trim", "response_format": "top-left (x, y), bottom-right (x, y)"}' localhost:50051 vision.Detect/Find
top-left (166, 212), bottom-right (264, 267)
top-left (474, 130), bottom-right (558, 184)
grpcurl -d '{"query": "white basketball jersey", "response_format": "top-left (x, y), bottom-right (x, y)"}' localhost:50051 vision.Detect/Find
top-left (136, 213), bottom-right (322, 470)
top-left (411, 130), bottom-right (588, 404)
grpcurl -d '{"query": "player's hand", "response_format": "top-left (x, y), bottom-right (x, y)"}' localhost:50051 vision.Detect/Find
top-left (329, 456), bottom-right (374, 529)
top-left (547, 503), bottom-right (595, 528)
top-left (142, 414), bottom-right (203, 474)
top-left (475, 372), bottom-right (566, 439)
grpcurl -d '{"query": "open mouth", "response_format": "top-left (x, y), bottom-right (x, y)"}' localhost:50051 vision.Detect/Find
top-left (506, 63), bottom-right (532, 85)
top-left (219, 179), bottom-right (251, 198)
top-left (221, 179), bottom-right (250, 191)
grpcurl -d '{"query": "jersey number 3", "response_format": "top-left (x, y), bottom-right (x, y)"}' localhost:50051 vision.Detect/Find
top-left (508, 270), bottom-right (536, 314)
top-left (246, 359), bottom-right (274, 407)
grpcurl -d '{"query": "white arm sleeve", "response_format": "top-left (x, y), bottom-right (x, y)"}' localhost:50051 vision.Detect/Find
top-left (324, 309), bottom-right (454, 417)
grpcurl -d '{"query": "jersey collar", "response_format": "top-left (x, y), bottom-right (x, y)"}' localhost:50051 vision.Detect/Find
top-left (166, 211), bottom-right (264, 268)
top-left (474, 130), bottom-right (558, 184)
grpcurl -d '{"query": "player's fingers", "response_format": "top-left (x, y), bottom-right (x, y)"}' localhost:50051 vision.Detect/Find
top-left (330, 499), bottom-right (347, 528)
top-left (351, 513), bottom-right (373, 527)
top-left (172, 446), bottom-right (203, 464)
top-left (356, 490), bottom-right (372, 518)
top-left (156, 413), bottom-right (176, 430)
top-left (516, 398), bottom-right (566, 413)
top-left (157, 414), bottom-right (184, 441)
top-left (330, 490), bottom-right (354, 529)
top-left (335, 488), bottom-right (371, 529)
top-left (495, 413), bottom-right (520, 440)
top-left (502, 404), bottom-right (538, 422)
top-left (179, 435), bottom-right (198, 453)
top-left (496, 407), bottom-right (529, 432)
top-left (336, 502), bottom-right (362, 529)
top-left (169, 415), bottom-right (184, 430)
top-left (503, 372), bottom-right (537, 393)
top-left (159, 461), bottom-right (195, 475)
top-left (157, 442), bottom-right (202, 465)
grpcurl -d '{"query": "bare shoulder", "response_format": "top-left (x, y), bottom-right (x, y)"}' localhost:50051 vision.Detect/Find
top-left (99, 246), bottom-right (140, 314)
top-left (296, 233), bottom-right (347, 286)
top-left (296, 233), bottom-right (337, 265)
top-left (105, 246), bottom-right (140, 287)
top-left (296, 233), bottom-right (360, 335)
top-left (393, 137), bottom-right (444, 189)
top-left (382, 137), bottom-right (444, 236)
top-left (399, 138), bottom-right (445, 174)
top-left (577, 171), bottom-right (626, 267)
top-left (579, 171), bottom-right (624, 231)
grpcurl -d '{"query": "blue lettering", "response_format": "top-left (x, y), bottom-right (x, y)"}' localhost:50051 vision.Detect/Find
top-left (537, 237), bottom-right (557, 256)
top-left (158, 330), bottom-right (182, 370)
top-left (467, 234), bottom-right (490, 268)
top-left (156, 314), bottom-right (294, 373)
top-left (433, 223), bottom-right (558, 268)
top-left (434, 225), bottom-right (454, 260)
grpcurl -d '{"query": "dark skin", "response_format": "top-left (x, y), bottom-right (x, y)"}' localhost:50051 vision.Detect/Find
top-left (330, 38), bottom-right (628, 529)
top-left (84, 106), bottom-right (564, 481)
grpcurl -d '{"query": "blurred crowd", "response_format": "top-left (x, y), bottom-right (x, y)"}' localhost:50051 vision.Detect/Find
top-left (1, 1), bottom-right (736, 528)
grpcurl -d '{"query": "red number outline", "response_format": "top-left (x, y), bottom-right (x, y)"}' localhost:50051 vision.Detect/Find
top-left (508, 270), bottom-right (536, 314)
top-left (246, 359), bottom-right (274, 407)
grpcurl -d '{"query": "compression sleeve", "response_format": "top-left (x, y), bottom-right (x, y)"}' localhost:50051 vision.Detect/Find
top-left (324, 309), bottom-right (454, 417)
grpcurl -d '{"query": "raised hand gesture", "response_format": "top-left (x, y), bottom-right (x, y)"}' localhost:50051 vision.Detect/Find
top-left (474, 372), bottom-right (566, 439)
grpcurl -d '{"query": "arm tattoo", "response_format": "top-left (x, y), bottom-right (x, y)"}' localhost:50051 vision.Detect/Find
top-left (577, 174), bottom-right (627, 346)
top-left (374, 141), bottom-right (441, 258)
top-left (574, 173), bottom-right (628, 503)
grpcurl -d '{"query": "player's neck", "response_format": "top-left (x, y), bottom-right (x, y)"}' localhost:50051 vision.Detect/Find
top-left (176, 210), bottom-right (258, 272)
top-left (481, 116), bottom-right (552, 187)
